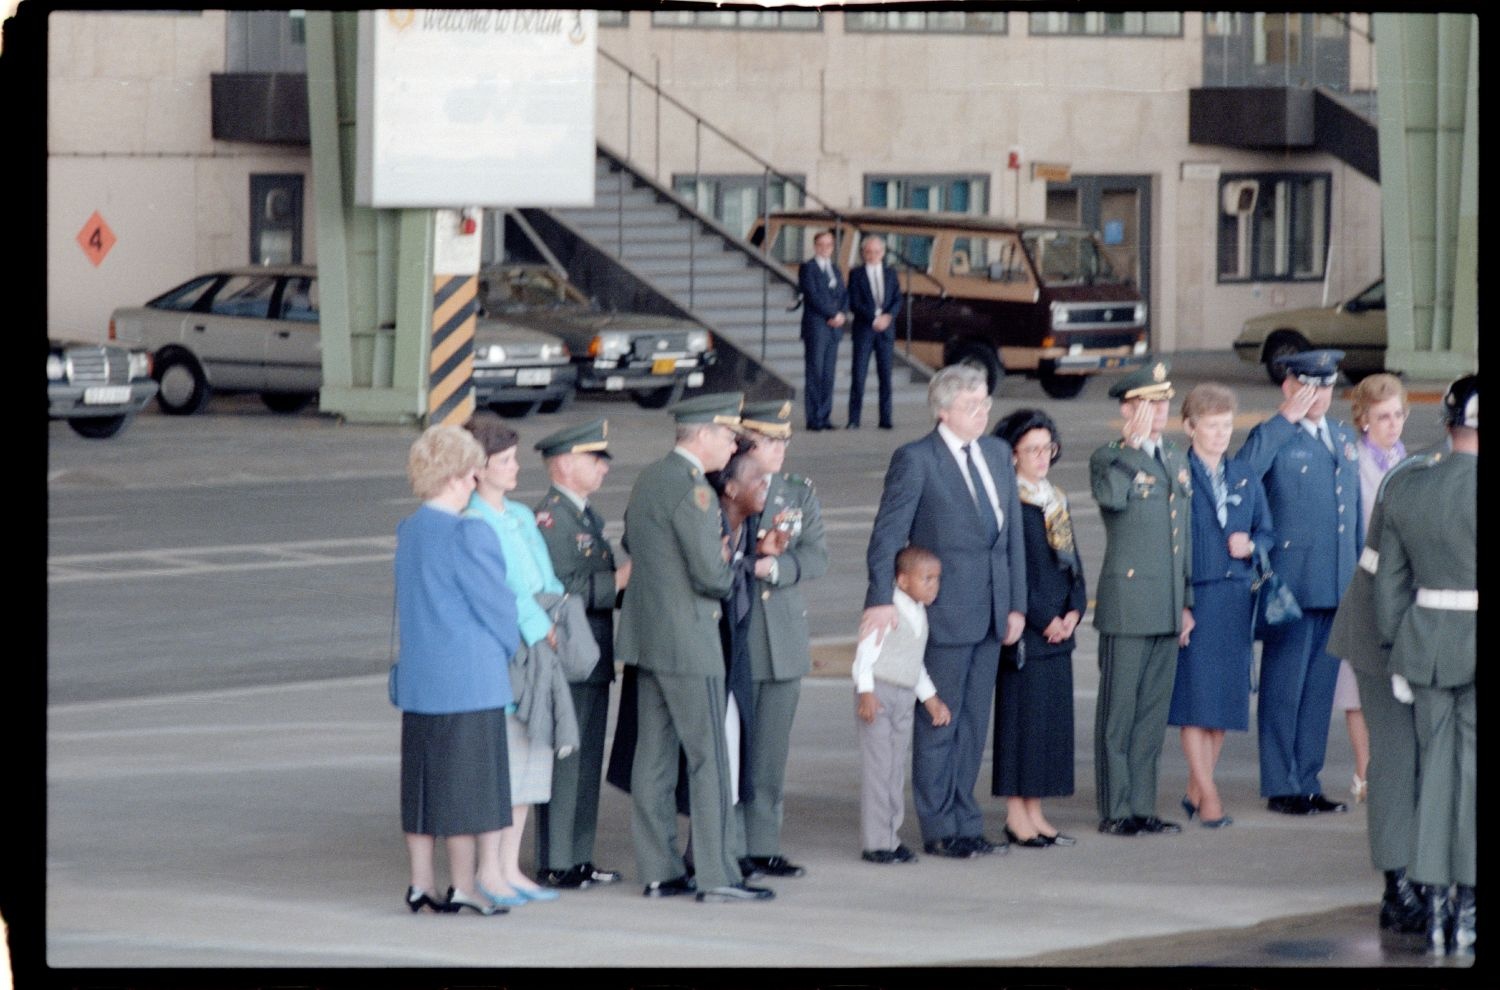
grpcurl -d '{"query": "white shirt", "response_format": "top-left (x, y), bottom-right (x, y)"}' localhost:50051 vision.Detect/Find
top-left (553, 483), bottom-right (588, 514)
top-left (865, 263), bottom-right (885, 314)
top-left (1301, 417), bottom-right (1333, 451)
top-left (851, 588), bottom-right (937, 700)
top-left (672, 446), bottom-right (705, 473)
top-left (936, 422), bottom-right (1004, 533)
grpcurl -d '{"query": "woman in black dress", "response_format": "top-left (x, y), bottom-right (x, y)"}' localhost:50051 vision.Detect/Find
top-left (991, 409), bottom-right (1087, 847)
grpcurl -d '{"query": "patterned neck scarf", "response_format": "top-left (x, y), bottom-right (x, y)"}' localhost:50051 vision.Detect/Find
top-left (1362, 434), bottom-right (1406, 474)
top-left (1017, 476), bottom-right (1074, 556)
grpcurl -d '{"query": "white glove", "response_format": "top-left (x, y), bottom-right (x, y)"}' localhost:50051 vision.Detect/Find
top-left (1391, 674), bottom-right (1414, 705)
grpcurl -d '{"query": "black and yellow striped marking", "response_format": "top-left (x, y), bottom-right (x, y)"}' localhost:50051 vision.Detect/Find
top-left (428, 275), bottom-right (477, 427)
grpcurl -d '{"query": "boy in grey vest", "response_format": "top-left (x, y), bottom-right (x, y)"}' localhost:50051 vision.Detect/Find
top-left (853, 545), bottom-right (952, 863)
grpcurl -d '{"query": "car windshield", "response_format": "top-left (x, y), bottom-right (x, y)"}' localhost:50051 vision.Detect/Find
top-left (1020, 229), bottom-right (1118, 287)
top-left (482, 268), bottom-right (589, 313)
top-left (1350, 280), bottom-right (1385, 309)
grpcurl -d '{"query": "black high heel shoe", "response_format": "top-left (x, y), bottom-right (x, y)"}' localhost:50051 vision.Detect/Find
top-left (1003, 826), bottom-right (1051, 849)
top-left (406, 886), bottom-right (455, 913)
top-left (1180, 796), bottom-right (1198, 821)
top-left (445, 886), bottom-right (508, 916)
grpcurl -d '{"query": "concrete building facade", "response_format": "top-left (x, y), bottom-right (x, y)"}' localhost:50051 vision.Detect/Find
top-left (47, 9), bottom-right (1382, 362)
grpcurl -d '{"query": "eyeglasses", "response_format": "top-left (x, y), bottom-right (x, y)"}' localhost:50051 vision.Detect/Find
top-left (1015, 441), bottom-right (1059, 459)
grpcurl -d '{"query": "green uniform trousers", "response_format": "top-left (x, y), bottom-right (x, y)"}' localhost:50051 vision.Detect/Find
top-left (536, 679), bottom-right (609, 871)
top-left (739, 677), bottom-right (803, 857)
top-left (1094, 633), bottom-right (1178, 822)
top-left (631, 669), bottom-right (739, 890)
top-left (1351, 669), bottom-right (1420, 872)
top-left (1410, 682), bottom-right (1476, 887)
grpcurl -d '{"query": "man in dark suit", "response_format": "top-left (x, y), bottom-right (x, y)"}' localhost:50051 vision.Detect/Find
top-left (1236, 349), bottom-right (1362, 817)
top-left (846, 234), bottom-right (902, 430)
top-left (862, 363), bottom-right (1027, 857)
top-left (798, 229), bottom-right (848, 432)
top-left (531, 418), bottom-right (627, 891)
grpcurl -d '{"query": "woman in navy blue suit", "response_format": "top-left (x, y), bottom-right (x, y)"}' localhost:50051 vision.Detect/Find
top-left (392, 424), bottom-right (521, 915)
top-left (1168, 384), bottom-right (1274, 828)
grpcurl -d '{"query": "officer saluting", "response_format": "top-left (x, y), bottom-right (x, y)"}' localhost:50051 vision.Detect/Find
top-left (530, 418), bottom-right (626, 891)
top-left (1236, 349), bottom-right (1361, 816)
top-left (618, 392), bottom-right (775, 903)
top-left (1373, 375), bottom-right (1477, 956)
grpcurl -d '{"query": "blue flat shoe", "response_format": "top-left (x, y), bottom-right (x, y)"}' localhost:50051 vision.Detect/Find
top-left (515, 885), bottom-right (559, 902)
top-left (476, 883), bottom-right (528, 908)
top-left (1180, 796), bottom-right (1198, 821)
top-left (1201, 815), bottom-right (1234, 829)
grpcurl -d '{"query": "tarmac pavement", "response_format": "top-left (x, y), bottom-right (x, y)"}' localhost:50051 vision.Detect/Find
top-left (37, 351), bottom-right (1477, 988)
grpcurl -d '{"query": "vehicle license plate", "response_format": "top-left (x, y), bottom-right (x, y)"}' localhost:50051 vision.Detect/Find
top-left (84, 386), bottom-right (131, 404)
top-left (651, 358), bottom-right (677, 375)
top-left (516, 368), bottom-right (552, 386)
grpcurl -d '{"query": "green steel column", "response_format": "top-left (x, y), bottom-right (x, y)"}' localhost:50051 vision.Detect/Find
top-left (1374, 13), bottom-right (1478, 378)
top-left (305, 11), bottom-right (432, 423)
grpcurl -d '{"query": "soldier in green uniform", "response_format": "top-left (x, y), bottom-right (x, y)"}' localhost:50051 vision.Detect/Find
top-left (618, 392), bottom-right (774, 903)
top-left (735, 400), bottom-right (830, 879)
top-left (1374, 374), bottom-right (1477, 955)
top-left (1089, 360), bottom-right (1194, 837)
top-left (530, 418), bottom-right (627, 890)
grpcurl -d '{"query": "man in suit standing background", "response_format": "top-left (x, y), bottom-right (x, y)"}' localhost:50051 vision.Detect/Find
top-left (861, 363), bottom-right (1026, 858)
top-left (798, 229), bottom-right (848, 432)
top-left (530, 418), bottom-right (628, 891)
top-left (846, 234), bottom-right (902, 430)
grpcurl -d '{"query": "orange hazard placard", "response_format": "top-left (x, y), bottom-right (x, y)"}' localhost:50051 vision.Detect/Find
top-left (77, 211), bottom-right (117, 267)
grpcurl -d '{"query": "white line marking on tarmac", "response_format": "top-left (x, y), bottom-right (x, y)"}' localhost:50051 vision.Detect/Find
top-left (48, 536), bottom-right (398, 583)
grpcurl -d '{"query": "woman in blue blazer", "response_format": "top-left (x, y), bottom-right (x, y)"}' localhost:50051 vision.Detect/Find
top-left (392, 424), bottom-right (521, 916)
top-left (1168, 384), bottom-right (1274, 829)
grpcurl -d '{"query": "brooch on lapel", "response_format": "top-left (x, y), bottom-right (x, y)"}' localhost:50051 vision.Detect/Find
top-left (536, 510), bottom-right (554, 529)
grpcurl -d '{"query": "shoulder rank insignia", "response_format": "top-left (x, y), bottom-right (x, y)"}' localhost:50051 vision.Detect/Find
top-left (535, 510), bottom-right (554, 529)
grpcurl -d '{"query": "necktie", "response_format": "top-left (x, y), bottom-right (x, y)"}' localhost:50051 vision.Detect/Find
top-left (963, 444), bottom-right (1000, 545)
top-left (821, 259), bottom-right (835, 288)
top-left (1318, 421), bottom-right (1334, 454)
top-left (1211, 463), bottom-right (1228, 528)
top-left (871, 266), bottom-right (883, 309)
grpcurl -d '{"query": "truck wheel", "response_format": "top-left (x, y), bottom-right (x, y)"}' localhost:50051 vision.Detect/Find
top-left (632, 382), bottom-right (684, 409)
top-left (944, 343), bottom-right (1003, 395)
top-left (154, 350), bottom-right (211, 415)
top-left (492, 401), bottom-right (539, 419)
top-left (1039, 372), bottom-right (1088, 399)
top-left (68, 415), bottom-right (129, 439)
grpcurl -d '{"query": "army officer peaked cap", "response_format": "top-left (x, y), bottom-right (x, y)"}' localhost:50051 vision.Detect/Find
top-left (1108, 359), bottom-right (1174, 401)
top-left (1276, 349), bottom-right (1344, 386)
top-left (740, 399), bottom-right (794, 438)
top-left (670, 391), bottom-right (743, 426)
top-left (535, 418), bottom-right (611, 459)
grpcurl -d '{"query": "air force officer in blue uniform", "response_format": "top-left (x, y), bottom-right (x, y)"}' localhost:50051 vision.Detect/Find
top-left (1234, 350), bottom-right (1362, 815)
top-left (798, 229), bottom-right (848, 432)
top-left (862, 363), bottom-right (1027, 857)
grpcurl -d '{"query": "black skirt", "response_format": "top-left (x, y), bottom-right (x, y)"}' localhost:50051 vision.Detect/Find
top-left (991, 642), bottom-right (1076, 799)
top-left (401, 708), bottom-right (513, 836)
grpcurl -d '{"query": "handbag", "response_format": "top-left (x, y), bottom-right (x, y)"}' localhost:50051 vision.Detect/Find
top-left (1251, 544), bottom-right (1302, 638)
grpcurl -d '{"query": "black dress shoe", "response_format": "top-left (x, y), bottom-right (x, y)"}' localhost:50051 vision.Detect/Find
top-left (1131, 815), bottom-right (1182, 834)
top-left (1307, 793), bottom-right (1348, 814)
top-left (580, 862), bottom-right (622, 885)
top-left (537, 867), bottom-right (591, 889)
top-left (696, 881), bottom-right (775, 902)
top-left (738, 857), bottom-right (765, 881)
top-left (922, 836), bottom-right (978, 858)
top-left (748, 855), bottom-right (806, 878)
top-left (861, 848), bottom-right (896, 864)
top-left (1098, 817), bottom-right (1140, 836)
top-left (1042, 832), bottom-right (1077, 847)
top-left (845, 422), bottom-right (860, 430)
top-left (1004, 826), bottom-right (1051, 849)
top-left (643, 874), bottom-right (697, 898)
top-left (1380, 868), bottom-right (1429, 934)
top-left (1267, 795), bottom-right (1315, 815)
top-left (890, 844), bottom-right (918, 863)
top-left (961, 834), bottom-right (1004, 855)
top-left (879, 422), bottom-right (893, 430)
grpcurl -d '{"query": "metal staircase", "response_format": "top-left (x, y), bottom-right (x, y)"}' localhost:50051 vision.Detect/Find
top-left (541, 146), bottom-right (930, 423)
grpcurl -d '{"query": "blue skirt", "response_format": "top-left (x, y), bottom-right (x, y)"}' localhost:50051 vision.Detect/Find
top-left (1168, 579), bottom-right (1255, 731)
